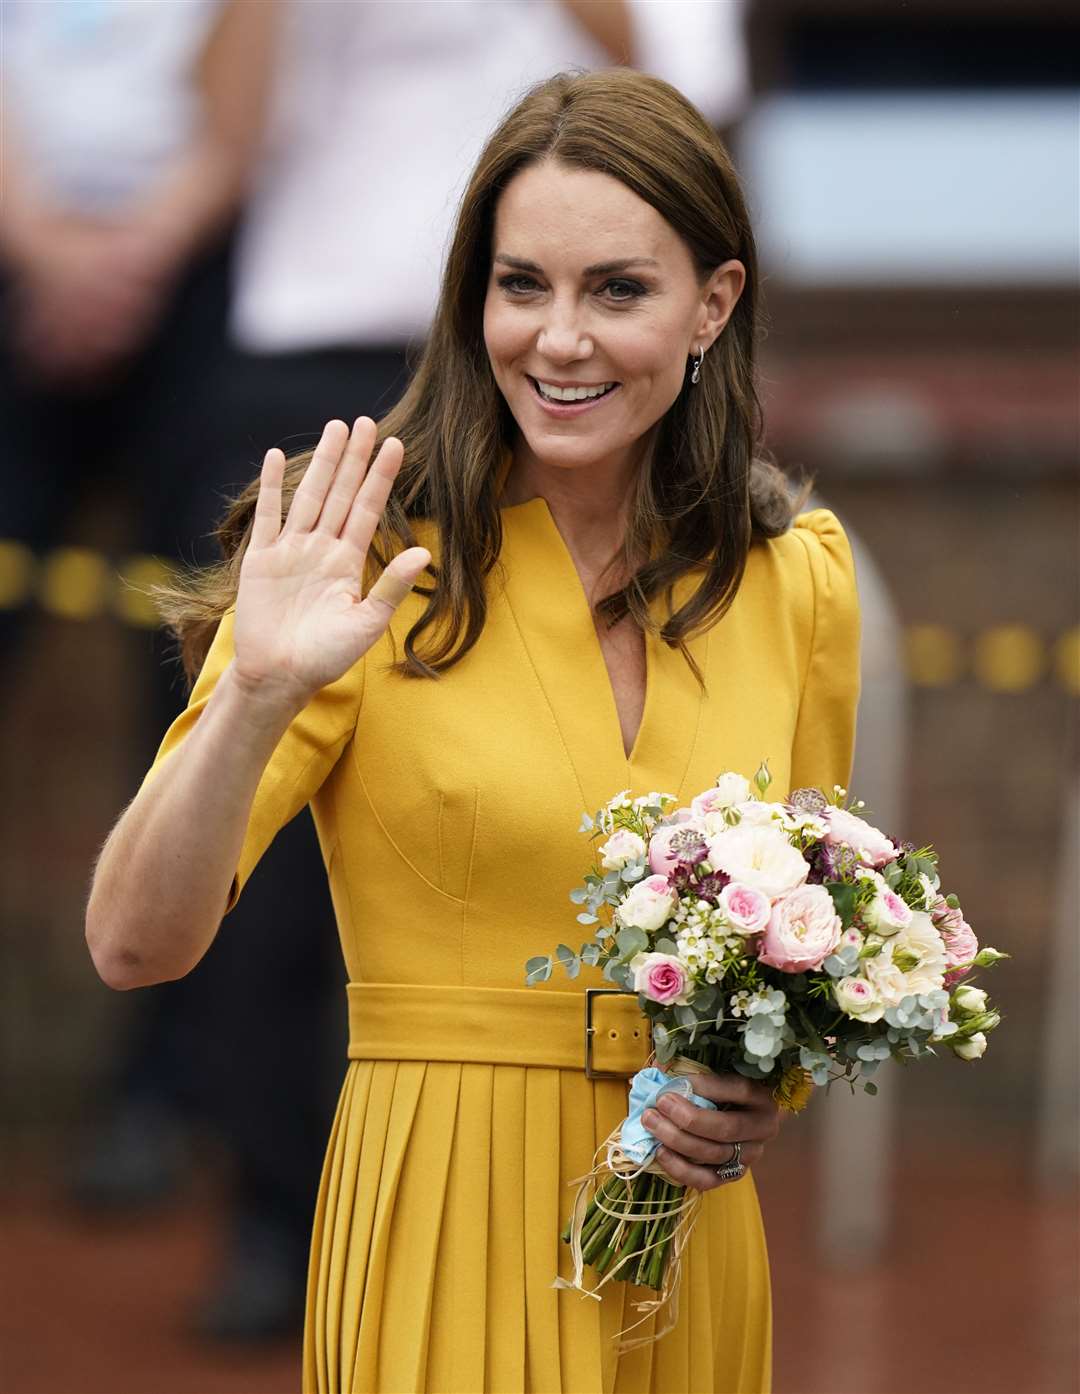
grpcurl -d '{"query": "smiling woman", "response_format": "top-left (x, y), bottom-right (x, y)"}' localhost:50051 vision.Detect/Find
top-left (90, 69), bottom-right (860, 1394)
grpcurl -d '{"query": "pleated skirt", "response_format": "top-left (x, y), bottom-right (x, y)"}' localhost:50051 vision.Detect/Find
top-left (302, 1060), bottom-right (772, 1394)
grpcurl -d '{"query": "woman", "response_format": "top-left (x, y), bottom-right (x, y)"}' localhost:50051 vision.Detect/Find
top-left (87, 70), bottom-right (860, 1393)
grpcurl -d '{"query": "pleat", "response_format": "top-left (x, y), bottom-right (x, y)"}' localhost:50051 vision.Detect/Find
top-left (523, 1068), bottom-right (562, 1392)
top-left (375, 1062), bottom-right (461, 1391)
top-left (486, 1066), bottom-right (527, 1392)
top-left (349, 1062), bottom-right (427, 1391)
top-left (304, 1064), bottom-right (361, 1394)
top-left (425, 1064), bottom-right (493, 1393)
top-left (303, 1061), bottom-right (771, 1394)
top-left (556, 1070), bottom-right (606, 1394)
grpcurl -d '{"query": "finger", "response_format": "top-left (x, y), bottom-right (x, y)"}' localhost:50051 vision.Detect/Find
top-left (649, 1094), bottom-right (775, 1145)
top-left (674, 1070), bottom-right (767, 1111)
top-left (315, 417), bottom-right (377, 536)
top-left (282, 420), bottom-right (350, 534)
top-left (251, 448), bottom-right (286, 549)
top-left (654, 1141), bottom-right (763, 1192)
top-left (361, 547), bottom-right (431, 625)
top-left (644, 1105), bottom-right (770, 1162)
top-left (342, 436), bottom-right (405, 553)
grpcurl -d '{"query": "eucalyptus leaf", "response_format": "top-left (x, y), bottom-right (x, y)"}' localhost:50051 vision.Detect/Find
top-left (524, 956), bottom-right (552, 986)
top-left (615, 927), bottom-right (648, 961)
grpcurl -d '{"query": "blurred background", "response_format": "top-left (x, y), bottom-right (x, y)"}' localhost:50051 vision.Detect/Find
top-left (1, 2), bottom-right (1076, 1392)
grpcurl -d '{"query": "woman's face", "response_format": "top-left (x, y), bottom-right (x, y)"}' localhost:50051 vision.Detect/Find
top-left (483, 159), bottom-right (744, 486)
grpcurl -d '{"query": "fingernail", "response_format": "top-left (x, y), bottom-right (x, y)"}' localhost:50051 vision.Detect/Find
top-left (642, 1109), bottom-right (658, 1130)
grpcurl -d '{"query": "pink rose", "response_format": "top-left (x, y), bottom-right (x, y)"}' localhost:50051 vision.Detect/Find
top-left (759, 884), bottom-right (843, 973)
top-left (630, 951), bottom-right (692, 1005)
top-left (719, 882), bottom-right (771, 935)
top-left (938, 913), bottom-right (979, 986)
top-left (825, 807), bottom-right (898, 868)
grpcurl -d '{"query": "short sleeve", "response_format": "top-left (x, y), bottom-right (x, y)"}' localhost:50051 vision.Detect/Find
top-left (139, 609), bottom-right (365, 909)
top-left (788, 509), bottom-right (862, 795)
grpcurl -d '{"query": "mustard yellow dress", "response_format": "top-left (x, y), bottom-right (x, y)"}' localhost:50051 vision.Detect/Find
top-left (147, 502), bottom-right (860, 1394)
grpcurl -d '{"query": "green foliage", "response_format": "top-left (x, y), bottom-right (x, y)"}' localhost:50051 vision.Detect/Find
top-left (524, 956), bottom-right (552, 986)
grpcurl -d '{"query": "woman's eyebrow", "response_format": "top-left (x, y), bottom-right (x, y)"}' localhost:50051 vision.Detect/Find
top-left (493, 254), bottom-right (660, 276)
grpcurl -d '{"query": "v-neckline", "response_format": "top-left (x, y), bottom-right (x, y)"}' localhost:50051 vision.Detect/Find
top-left (497, 495), bottom-right (709, 813)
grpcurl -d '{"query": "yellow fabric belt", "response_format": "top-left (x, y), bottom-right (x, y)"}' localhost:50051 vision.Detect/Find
top-left (346, 982), bottom-right (651, 1076)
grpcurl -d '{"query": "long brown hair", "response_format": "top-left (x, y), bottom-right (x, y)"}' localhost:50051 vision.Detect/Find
top-left (158, 69), bottom-right (807, 683)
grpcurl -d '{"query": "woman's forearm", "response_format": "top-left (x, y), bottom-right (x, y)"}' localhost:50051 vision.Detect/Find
top-left (85, 663), bottom-right (303, 990)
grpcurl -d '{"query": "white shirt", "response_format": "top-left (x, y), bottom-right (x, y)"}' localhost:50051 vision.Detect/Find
top-left (230, 0), bottom-right (749, 352)
top-left (2, 0), bottom-right (225, 213)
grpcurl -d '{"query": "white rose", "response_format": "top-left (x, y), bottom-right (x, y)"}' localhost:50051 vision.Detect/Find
top-left (707, 824), bottom-right (809, 900)
top-left (862, 946), bottom-right (909, 1008)
top-left (953, 985), bottom-right (988, 1015)
top-left (598, 829), bottom-right (647, 871)
top-left (892, 911), bottom-right (948, 996)
top-left (954, 1032), bottom-right (987, 1061)
top-left (863, 912), bottom-right (948, 1005)
top-left (691, 773), bottom-right (751, 817)
top-left (732, 799), bottom-right (779, 828)
top-left (833, 975), bottom-right (886, 1023)
top-left (617, 874), bottom-right (677, 932)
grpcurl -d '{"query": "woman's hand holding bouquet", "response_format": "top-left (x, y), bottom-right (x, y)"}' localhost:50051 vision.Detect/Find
top-left (526, 765), bottom-right (1006, 1347)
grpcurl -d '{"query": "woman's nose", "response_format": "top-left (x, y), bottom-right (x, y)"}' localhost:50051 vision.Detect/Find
top-left (536, 305), bottom-right (592, 362)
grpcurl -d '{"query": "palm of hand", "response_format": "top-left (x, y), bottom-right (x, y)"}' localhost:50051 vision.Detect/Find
top-left (231, 419), bottom-right (430, 707)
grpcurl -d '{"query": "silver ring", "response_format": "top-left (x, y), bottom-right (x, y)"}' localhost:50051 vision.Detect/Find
top-left (714, 1140), bottom-right (745, 1183)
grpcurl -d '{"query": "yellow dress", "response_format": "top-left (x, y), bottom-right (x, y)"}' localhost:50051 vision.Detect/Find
top-left (146, 501), bottom-right (860, 1394)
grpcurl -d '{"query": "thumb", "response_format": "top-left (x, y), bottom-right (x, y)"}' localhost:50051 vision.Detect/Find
top-left (363, 547), bottom-right (432, 619)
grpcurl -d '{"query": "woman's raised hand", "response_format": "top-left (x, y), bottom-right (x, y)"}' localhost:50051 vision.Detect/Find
top-left (232, 418), bottom-right (431, 710)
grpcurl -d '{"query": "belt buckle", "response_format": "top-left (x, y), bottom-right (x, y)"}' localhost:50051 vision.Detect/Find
top-left (584, 987), bottom-right (638, 1080)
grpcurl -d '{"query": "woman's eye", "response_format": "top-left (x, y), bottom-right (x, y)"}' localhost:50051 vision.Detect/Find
top-left (497, 274), bottom-right (540, 294)
top-left (601, 278), bottom-right (646, 301)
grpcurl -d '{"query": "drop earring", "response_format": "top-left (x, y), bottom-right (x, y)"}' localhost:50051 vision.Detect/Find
top-left (690, 345), bottom-right (705, 385)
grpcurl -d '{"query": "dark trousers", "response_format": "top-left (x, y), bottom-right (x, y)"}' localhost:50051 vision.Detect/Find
top-left (0, 234), bottom-right (410, 1244)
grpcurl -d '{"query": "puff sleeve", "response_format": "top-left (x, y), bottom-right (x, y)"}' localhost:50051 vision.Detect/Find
top-left (788, 509), bottom-right (862, 795)
top-left (139, 609), bottom-right (365, 909)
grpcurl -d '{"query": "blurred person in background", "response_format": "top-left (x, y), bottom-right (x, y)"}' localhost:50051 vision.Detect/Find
top-left (0, 0), bottom-right (289, 1341)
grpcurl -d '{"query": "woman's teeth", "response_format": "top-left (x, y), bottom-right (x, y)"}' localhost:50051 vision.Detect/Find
top-left (535, 379), bottom-right (616, 402)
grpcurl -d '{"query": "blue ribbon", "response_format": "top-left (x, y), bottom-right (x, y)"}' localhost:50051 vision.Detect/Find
top-left (619, 1065), bottom-right (718, 1165)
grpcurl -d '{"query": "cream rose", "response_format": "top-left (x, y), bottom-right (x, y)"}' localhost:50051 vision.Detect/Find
top-left (598, 829), bottom-right (647, 871)
top-left (862, 882), bottom-right (913, 937)
top-left (863, 911), bottom-right (948, 1004)
top-left (691, 773), bottom-right (751, 817)
top-left (833, 975), bottom-right (885, 1023)
top-left (954, 1032), bottom-right (987, 1061)
top-left (953, 985), bottom-right (988, 1015)
top-left (825, 807), bottom-right (898, 868)
top-left (707, 824), bottom-right (809, 900)
top-left (892, 911), bottom-right (948, 995)
top-left (758, 884), bottom-right (843, 973)
top-left (617, 874), bottom-right (677, 932)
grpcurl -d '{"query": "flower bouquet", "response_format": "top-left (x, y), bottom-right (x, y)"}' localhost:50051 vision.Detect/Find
top-left (525, 764), bottom-right (1005, 1345)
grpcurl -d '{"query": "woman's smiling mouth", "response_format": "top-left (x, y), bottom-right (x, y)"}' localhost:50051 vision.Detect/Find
top-left (528, 376), bottom-right (621, 415)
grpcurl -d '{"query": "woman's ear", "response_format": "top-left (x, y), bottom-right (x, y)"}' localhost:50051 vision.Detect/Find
top-left (695, 259), bottom-right (746, 351)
